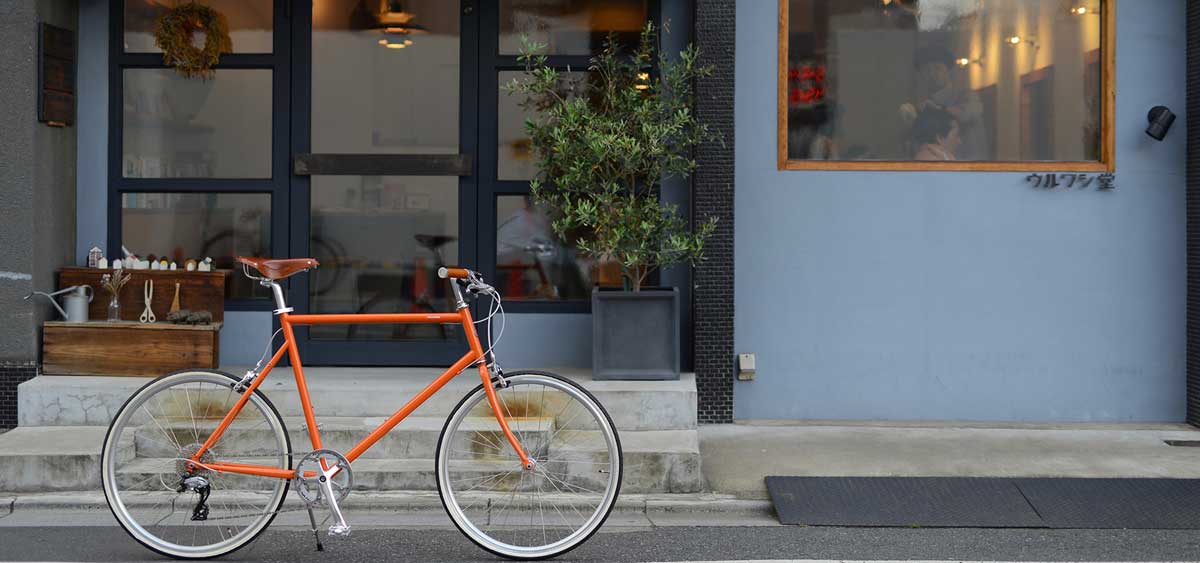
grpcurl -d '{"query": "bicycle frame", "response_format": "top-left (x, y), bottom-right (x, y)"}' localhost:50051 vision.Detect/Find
top-left (187, 288), bottom-right (530, 481)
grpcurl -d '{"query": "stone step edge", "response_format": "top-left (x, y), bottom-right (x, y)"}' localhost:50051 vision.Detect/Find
top-left (0, 491), bottom-right (769, 516)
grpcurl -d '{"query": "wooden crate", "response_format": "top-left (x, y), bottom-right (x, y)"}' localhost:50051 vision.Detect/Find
top-left (58, 268), bottom-right (227, 323)
top-left (42, 321), bottom-right (222, 377)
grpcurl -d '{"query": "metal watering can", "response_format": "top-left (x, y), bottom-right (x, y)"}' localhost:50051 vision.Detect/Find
top-left (25, 285), bottom-right (94, 322)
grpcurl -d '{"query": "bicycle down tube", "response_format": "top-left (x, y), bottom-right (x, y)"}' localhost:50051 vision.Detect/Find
top-left (190, 302), bottom-right (532, 480)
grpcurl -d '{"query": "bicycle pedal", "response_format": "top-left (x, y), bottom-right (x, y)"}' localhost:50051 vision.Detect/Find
top-left (328, 523), bottom-right (351, 537)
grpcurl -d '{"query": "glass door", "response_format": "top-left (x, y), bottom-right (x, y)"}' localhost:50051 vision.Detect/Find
top-left (290, 0), bottom-right (477, 365)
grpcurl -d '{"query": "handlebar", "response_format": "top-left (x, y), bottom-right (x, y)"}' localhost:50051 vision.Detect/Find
top-left (437, 267), bottom-right (474, 280)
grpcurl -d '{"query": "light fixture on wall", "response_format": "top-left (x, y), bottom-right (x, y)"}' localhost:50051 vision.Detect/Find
top-left (1005, 35), bottom-right (1039, 49)
top-left (955, 57), bottom-right (983, 68)
top-left (1146, 106), bottom-right (1176, 141)
top-left (635, 72), bottom-right (650, 90)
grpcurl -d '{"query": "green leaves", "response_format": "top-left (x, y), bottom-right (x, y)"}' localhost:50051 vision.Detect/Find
top-left (505, 22), bottom-right (718, 292)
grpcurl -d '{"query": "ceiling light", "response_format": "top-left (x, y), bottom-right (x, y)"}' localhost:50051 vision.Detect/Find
top-left (956, 57), bottom-right (970, 67)
top-left (1073, 6), bottom-right (1088, 15)
top-left (1007, 35), bottom-right (1022, 45)
top-left (386, 43), bottom-right (406, 49)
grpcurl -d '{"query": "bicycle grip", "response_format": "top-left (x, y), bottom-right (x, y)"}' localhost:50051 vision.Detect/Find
top-left (438, 267), bottom-right (470, 279)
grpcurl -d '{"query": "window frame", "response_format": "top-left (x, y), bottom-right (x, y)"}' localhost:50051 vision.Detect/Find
top-left (775, 0), bottom-right (1116, 172)
top-left (108, 0), bottom-right (290, 310)
top-left (479, 0), bottom-right (660, 313)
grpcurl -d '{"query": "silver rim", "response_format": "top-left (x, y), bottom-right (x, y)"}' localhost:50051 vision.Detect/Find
top-left (101, 371), bottom-right (290, 559)
top-left (437, 374), bottom-right (621, 559)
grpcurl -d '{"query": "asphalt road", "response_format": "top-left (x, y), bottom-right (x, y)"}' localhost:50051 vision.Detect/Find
top-left (1, 525), bottom-right (1198, 562)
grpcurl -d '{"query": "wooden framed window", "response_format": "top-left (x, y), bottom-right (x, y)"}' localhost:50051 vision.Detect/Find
top-left (777, 0), bottom-right (1115, 172)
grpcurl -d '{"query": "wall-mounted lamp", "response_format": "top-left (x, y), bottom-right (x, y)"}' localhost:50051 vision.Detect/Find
top-left (1005, 35), bottom-right (1039, 49)
top-left (635, 72), bottom-right (650, 91)
top-left (1071, 5), bottom-right (1089, 15)
top-left (955, 57), bottom-right (983, 68)
top-left (1145, 106), bottom-right (1176, 141)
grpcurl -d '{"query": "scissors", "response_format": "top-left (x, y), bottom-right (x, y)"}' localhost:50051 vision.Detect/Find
top-left (140, 279), bottom-right (155, 323)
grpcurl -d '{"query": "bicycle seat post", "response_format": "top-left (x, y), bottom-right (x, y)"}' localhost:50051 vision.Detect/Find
top-left (243, 263), bottom-right (292, 315)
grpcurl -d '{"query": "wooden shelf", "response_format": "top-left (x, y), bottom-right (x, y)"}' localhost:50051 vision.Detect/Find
top-left (58, 267), bottom-right (228, 323)
top-left (42, 320), bottom-right (222, 377)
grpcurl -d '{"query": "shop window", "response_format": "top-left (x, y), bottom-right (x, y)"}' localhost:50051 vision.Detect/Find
top-left (499, 0), bottom-right (648, 55)
top-left (124, 0), bottom-right (273, 53)
top-left (121, 192), bottom-right (271, 300)
top-left (122, 69), bottom-right (273, 178)
top-left (495, 195), bottom-right (621, 301)
top-left (778, 0), bottom-right (1113, 171)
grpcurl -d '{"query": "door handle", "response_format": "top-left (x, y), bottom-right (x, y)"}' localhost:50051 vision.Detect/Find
top-left (293, 154), bottom-right (473, 176)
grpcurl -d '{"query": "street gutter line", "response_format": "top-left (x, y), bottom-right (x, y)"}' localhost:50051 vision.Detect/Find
top-left (648, 556), bottom-right (1200, 561)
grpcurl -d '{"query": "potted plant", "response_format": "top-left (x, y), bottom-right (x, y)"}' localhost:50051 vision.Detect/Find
top-left (507, 23), bottom-right (716, 380)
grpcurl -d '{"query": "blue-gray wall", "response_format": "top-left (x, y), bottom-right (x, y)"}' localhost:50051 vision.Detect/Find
top-left (734, 1), bottom-right (1188, 421)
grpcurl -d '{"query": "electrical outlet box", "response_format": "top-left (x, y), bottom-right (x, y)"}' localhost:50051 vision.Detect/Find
top-left (737, 353), bottom-right (756, 381)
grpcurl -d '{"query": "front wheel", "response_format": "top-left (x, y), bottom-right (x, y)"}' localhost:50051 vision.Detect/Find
top-left (436, 371), bottom-right (623, 560)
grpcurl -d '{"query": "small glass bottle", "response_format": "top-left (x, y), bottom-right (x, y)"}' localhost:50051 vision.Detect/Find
top-left (107, 295), bottom-right (121, 322)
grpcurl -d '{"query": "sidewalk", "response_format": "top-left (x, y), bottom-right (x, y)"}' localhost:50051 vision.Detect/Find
top-left (4, 422), bottom-right (1200, 526)
top-left (700, 422), bottom-right (1200, 499)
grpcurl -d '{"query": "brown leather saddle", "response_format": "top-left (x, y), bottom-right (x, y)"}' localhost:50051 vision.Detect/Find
top-left (236, 256), bottom-right (320, 280)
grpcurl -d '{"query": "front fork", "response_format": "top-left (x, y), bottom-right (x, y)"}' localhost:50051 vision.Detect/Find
top-left (453, 280), bottom-right (533, 470)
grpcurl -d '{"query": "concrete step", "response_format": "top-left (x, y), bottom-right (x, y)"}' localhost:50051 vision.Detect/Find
top-left (0, 426), bottom-right (703, 494)
top-left (136, 415), bottom-right (555, 459)
top-left (19, 368), bottom-right (696, 431)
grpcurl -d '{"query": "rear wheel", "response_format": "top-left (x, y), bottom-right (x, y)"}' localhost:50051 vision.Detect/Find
top-left (436, 371), bottom-right (623, 560)
top-left (101, 370), bottom-right (291, 559)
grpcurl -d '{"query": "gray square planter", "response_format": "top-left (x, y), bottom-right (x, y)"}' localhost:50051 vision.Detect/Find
top-left (592, 287), bottom-right (680, 380)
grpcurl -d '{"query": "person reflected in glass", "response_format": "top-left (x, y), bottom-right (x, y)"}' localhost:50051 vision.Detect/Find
top-left (901, 46), bottom-right (985, 160)
top-left (911, 108), bottom-right (960, 161)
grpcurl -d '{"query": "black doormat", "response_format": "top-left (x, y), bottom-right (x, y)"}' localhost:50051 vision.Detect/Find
top-left (765, 477), bottom-right (1200, 529)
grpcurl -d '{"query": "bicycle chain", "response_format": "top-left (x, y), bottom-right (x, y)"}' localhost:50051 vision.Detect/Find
top-left (158, 450), bottom-right (333, 523)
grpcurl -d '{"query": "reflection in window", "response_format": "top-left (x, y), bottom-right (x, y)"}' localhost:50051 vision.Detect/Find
top-left (499, 0), bottom-right (647, 55)
top-left (124, 0), bottom-right (273, 53)
top-left (312, 0), bottom-right (459, 155)
top-left (498, 71), bottom-right (590, 181)
top-left (309, 176), bottom-right (460, 341)
top-left (121, 193), bottom-right (271, 300)
top-left (497, 195), bottom-right (619, 301)
top-left (123, 69), bottom-right (272, 178)
top-left (785, 0), bottom-right (1103, 162)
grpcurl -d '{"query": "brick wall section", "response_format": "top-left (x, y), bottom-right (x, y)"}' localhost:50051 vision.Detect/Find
top-left (0, 362), bottom-right (36, 430)
top-left (693, 0), bottom-right (736, 423)
top-left (1187, 1), bottom-right (1200, 426)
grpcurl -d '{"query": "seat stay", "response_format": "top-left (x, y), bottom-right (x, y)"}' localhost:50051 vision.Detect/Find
top-left (190, 343), bottom-right (288, 465)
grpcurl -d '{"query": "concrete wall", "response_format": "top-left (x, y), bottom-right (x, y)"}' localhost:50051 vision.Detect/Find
top-left (0, 0), bottom-right (79, 363)
top-left (734, 0), bottom-right (1188, 421)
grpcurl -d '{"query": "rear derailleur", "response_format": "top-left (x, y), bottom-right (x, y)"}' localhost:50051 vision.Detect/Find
top-left (177, 475), bottom-right (211, 521)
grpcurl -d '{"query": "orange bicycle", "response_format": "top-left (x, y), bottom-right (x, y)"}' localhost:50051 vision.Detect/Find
top-left (100, 257), bottom-right (623, 560)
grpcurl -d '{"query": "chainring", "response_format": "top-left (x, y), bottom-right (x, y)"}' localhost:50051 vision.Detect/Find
top-left (292, 449), bottom-right (352, 507)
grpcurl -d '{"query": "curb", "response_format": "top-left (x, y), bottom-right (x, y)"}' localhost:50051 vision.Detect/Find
top-left (0, 491), bottom-right (773, 517)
